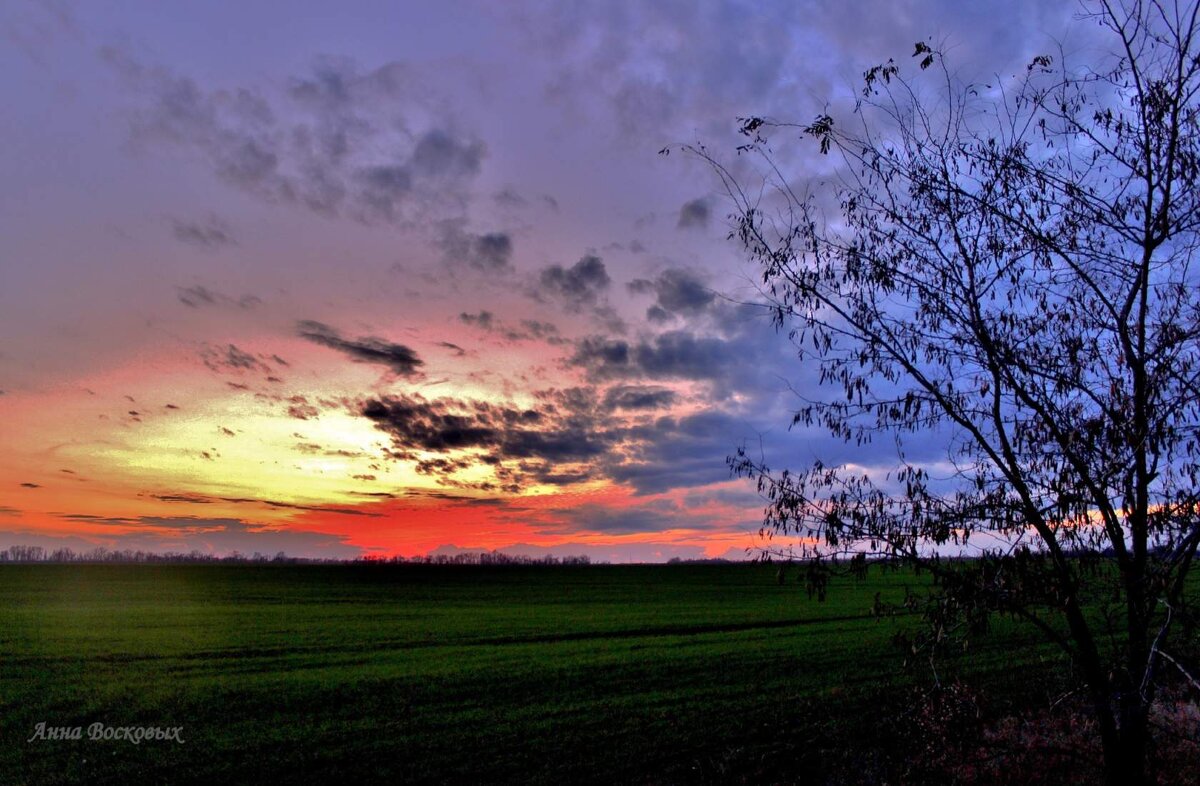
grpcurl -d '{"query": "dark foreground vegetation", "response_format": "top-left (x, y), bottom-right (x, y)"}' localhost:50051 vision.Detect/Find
top-left (0, 563), bottom-right (1195, 784)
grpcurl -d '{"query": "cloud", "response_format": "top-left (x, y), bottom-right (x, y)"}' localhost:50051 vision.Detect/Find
top-left (178, 285), bottom-right (261, 309)
top-left (360, 391), bottom-right (612, 491)
top-left (460, 312), bottom-right (568, 345)
top-left (512, 1), bottom-right (1075, 143)
top-left (567, 300), bottom-right (806, 403)
top-left (571, 330), bottom-right (735, 384)
top-left (676, 197), bottom-right (710, 229)
top-left (627, 267), bottom-right (715, 322)
top-left (549, 500), bottom-right (721, 534)
top-left (517, 320), bottom-right (562, 342)
top-left (408, 128), bottom-right (486, 180)
top-left (350, 378), bottom-right (769, 500)
top-left (170, 215), bottom-right (235, 250)
top-left (178, 286), bottom-right (220, 308)
top-left (532, 254), bottom-right (624, 332)
top-left (297, 320), bottom-right (424, 377)
top-left (605, 410), bottom-right (760, 495)
top-left (602, 385), bottom-right (677, 410)
top-left (459, 310), bottom-right (495, 330)
top-left (105, 51), bottom-right (486, 226)
top-left (437, 224), bottom-right (514, 273)
top-left (200, 343), bottom-right (273, 374)
top-left (458, 310), bottom-right (564, 344)
top-left (363, 394), bottom-right (606, 459)
top-left (536, 254), bottom-right (610, 309)
top-left (148, 492), bottom-right (380, 517)
top-left (511, 2), bottom-right (812, 139)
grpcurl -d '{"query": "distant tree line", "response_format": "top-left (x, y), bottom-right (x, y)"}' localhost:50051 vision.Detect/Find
top-left (0, 545), bottom-right (595, 566)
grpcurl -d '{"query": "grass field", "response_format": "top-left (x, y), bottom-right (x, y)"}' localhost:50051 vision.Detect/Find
top-left (0, 563), bottom-right (1069, 784)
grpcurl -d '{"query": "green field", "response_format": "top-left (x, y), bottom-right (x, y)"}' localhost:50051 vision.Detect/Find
top-left (0, 564), bottom-right (1067, 784)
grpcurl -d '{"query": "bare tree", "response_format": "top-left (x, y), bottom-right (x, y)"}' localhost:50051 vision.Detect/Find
top-left (692, 2), bottom-right (1200, 783)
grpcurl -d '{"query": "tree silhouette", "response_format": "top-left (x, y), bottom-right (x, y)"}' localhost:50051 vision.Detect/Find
top-left (693, 2), bottom-right (1200, 782)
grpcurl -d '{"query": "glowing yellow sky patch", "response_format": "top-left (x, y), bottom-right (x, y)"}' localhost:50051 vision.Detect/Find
top-left (98, 405), bottom-right (405, 506)
top-left (0, 347), bottom-right (430, 514)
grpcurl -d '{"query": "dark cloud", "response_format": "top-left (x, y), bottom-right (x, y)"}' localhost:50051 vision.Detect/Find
top-left (545, 498), bottom-right (737, 534)
top-left (627, 268), bottom-right (715, 322)
top-left (105, 51), bottom-right (486, 226)
top-left (569, 302), bottom-right (806, 402)
top-left (200, 343), bottom-right (273, 374)
top-left (409, 128), bottom-right (486, 179)
top-left (19, 483), bottom-right (40, 489)
top-left (178, 285), bottom-right (261, 309)
top-left (348, 378), bottom-right (776, 500)
top-left (602, 385), bottom-right (678, 411)
top-left (150, 494), bottom-right (212, 504)
top-left (459, 310), bottom-right (495, 330)
top-left (607, 411), bottom-right (760, 495)
top-left (148, 492), bottom-right (380, 517)
top-left (551, 503), bottom-right (684, 534)
top-left (437, 224), bottom-right (514, 273)
top-left (520, 320), bottom-right (561, 340)
top-left (363, 394), bottom-right (605, 460)
top-left (360, 392), bottom-right (611, 491)
top-left (457, 311), bottom-right (564, 344)
top-left (572, 336), bottom-right (631, 371)
top-left (178, 286), bottom-right (220, 308)
top-left (677, 197), bottom-right (710, 229)
top-left (297, 320), bottom-right (423, 377)
top-left (170, 215), bottom-right (235, 250)
top-left (571, 330), bottom-right (733, 383)
top-left (403, 489), bottom-right (509, 506)
top-left (536, 254), bottom-right (610, 309)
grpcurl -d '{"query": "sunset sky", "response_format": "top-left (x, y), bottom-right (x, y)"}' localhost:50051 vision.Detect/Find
top-left (0, 1), bottom-right (1080, 561)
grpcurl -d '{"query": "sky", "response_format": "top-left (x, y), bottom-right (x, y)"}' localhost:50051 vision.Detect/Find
top-left (0, 0), bottom-right (1081, 562)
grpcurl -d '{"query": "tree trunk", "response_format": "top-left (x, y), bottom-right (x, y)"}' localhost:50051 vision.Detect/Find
top-left (1099, 699), bottom-right (1150, 786)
